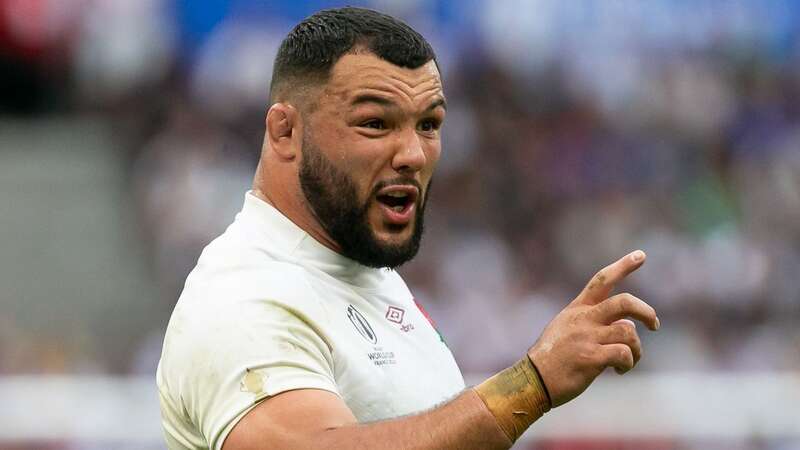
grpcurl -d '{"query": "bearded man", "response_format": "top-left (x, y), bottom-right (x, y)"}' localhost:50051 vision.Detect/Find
top-left (157, 7), bottom-right (660, 450)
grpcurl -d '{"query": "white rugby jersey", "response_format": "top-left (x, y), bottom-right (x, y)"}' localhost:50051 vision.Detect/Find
top-left (156, 192), bottom-right (465, 450)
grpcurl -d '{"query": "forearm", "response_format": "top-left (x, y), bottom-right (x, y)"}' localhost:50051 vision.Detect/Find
top-left (226, 358), bottom-right (552, 450)
top-left (315, 357), bottom-right (550, 450)
top-left (316, 389), bottom-right (511, 450)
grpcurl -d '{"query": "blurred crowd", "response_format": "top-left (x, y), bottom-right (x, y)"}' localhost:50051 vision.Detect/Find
top-left (2, 0), bottom-right (799, 380)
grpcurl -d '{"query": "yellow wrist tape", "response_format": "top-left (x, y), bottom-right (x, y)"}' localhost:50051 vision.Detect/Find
top-left (473, 356), bottom-right (552, 443)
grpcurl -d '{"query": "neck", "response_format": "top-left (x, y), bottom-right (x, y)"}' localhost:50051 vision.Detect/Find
top-left (251, 169), bottom-right (343, 255)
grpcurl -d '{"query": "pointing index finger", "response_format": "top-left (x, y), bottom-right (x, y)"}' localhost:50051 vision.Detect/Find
top-left (577, 250), bottom-right (646, 305)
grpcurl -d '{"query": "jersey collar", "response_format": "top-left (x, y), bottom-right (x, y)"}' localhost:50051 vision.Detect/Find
top-left (239, 191), bottom-right (389, 289)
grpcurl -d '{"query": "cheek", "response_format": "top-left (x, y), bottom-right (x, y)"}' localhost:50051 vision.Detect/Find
top-left (430, 143), bottom-right (442, 163)
top-left (317, 128), bottom-right (373, 173)
top-left (423, 142), bottom-right (442, 173)
top-left (350, 142), bottom-right (395, 179)
top-left (343, 149), bottom-right (387, 200)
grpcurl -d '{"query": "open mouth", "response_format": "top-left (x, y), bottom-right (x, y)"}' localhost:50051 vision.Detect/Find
top-left (375, 185), bottom-right (419, 225)
top-left (377, 191), bottom-right (414, 212)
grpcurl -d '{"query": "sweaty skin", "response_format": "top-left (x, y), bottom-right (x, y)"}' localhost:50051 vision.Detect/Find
top-left (311, 53), bottom-right (445, 247)
top-left (253, 52), bottom-right (445, 256)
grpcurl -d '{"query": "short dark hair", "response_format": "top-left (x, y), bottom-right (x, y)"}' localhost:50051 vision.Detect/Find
top-left (269, 7), bottom-right (437, 105)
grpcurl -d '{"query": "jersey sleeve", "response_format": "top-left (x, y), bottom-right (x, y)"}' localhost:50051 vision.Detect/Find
top-left (160, 284), bottom-right (340, 450)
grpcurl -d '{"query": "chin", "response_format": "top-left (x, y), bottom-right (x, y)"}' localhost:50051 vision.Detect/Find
top-left (373, 225), bottom-right (414, 246)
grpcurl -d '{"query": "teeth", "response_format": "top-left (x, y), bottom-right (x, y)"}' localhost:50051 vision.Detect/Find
top-left (392, 205), bottom-right (403, 212)
top-left (386, 191), bottom-right (408, 198)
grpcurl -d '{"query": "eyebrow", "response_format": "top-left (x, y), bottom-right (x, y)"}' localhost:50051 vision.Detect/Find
top-left (350, 94), bottom-right (447, 112)
top-left (426, 97), bottom-right (447, 112)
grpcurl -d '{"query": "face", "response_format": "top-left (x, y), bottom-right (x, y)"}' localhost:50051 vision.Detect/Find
top-left (298, 52), bottom-right (445, 268)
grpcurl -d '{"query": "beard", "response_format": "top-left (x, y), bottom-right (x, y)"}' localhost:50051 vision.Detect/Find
top-left (298, 137), bottom-right (429, 269)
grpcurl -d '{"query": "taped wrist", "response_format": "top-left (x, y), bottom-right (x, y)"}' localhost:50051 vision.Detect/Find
top-left (473, 356), bottom-right (552, 443)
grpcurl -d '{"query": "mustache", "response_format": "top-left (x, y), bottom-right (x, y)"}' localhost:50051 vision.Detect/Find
top-left (371, 177), bottom-right (423, 197)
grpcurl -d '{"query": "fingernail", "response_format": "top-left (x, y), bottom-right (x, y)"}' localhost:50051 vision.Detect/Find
top-left (655, 317), bottom-right (661, 330)
top-left (631, 250), bottom-right (645, 262)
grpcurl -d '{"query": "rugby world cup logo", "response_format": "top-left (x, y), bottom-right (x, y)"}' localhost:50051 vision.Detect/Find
top-left (347, 305), bottom-right (378, 344)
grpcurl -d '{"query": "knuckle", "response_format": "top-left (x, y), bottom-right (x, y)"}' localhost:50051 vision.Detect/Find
top-left (567, 312), bottom-right (583, 328)
top-left (620, 324), bottom-right (635, 341)
top-left (573, 307), bottom-right (589, 321)
top-left (616, 297), bottom-right (629, 315)
top-left (578, 347), bottom-right (598, 367)
top-left (604, 325), bottom-right (619, 342)
top-left (619, 319), bottom-right (636, 331)
top-left (593, 270), bottom-right (607, 286)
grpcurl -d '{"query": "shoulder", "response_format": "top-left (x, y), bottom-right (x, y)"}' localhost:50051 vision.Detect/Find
top-left (185, 219), bottom-right (318, 306)
top-left (159, 226), bottom-right (332, 376)
top-left (157, 242), bottom-right (335, 416)
top-left (171, 254), bottom-right (326, 346)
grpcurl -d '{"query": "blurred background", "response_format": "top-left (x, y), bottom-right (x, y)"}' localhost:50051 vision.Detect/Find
top-left (1, 0), bottom-right (798, 449)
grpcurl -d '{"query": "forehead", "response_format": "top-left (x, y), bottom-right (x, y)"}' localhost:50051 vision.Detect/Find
top-left (322, 52), bottom-right (443, 107)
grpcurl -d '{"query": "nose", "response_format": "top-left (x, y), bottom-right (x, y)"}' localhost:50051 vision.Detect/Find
top-left (391, 128), bottom-right (426, 174)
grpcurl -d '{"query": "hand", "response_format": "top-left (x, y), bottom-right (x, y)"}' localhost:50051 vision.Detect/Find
top-left (527, 250), bottom-right (659, 407)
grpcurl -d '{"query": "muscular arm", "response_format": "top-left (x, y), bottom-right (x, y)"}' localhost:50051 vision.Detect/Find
top-left (223, 388), bottom-right (510, 450)
top-left (223, 251), bottom-right (659, 450)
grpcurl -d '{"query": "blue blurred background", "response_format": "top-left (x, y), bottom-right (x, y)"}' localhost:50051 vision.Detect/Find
top-left (1, 1), bottom-right (799, 449)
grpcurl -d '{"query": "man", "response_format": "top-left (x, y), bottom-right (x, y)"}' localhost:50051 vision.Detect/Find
top-left (157, 7), bottom-right (660, 450)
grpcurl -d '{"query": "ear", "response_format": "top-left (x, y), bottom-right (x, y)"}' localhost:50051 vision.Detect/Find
top-left (265, 103), bottom-right (302, 160)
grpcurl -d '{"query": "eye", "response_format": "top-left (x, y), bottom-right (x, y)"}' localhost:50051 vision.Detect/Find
top-left (418, 118), bottom-right (441, 133)
top-left (361, 119), bottom-right (386, 130)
